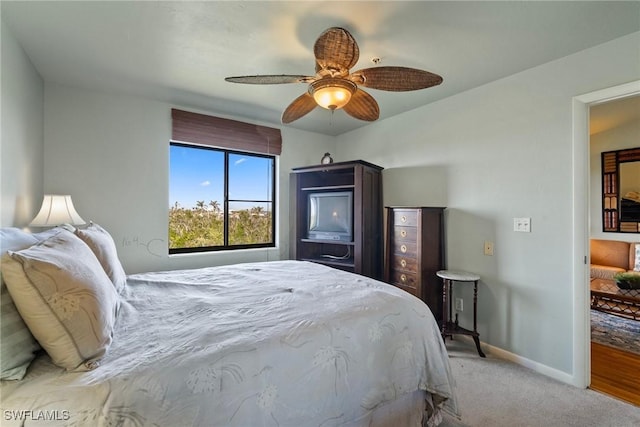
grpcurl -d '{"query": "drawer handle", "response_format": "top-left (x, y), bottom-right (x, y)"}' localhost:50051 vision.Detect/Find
top-left (400, 259), bottom-right (407, 268)
top-left (401, 215), bottom-right (407, 223)
top-left (400, 244), bottom-right (407, 253)
top-left (400, 230), bottom-right (407, 237)
top-left (400, 274), bottom-right (407, 282)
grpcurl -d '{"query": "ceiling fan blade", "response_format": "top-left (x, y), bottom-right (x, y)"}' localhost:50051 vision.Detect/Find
top-left (282, 92), bottom-right (318, 123)
top-left (351, 66), bottom-right (443, 91)
top-left (313, 27), bottom-right (359, 75)
top-left (225, 75), bottom-right (314, 85)
top-left (343, 89), bottom-right (379, 122)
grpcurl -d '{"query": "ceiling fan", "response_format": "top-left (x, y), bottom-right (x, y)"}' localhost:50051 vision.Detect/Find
top-left (225, 27), bottom-right (443, 124)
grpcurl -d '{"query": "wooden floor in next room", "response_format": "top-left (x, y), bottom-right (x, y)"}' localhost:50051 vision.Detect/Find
top-left (591, 340), bottom-right (640, 406)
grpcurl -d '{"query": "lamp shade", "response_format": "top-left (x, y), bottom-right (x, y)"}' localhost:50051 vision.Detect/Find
top-left (29, 195), bottom-right (86, 227)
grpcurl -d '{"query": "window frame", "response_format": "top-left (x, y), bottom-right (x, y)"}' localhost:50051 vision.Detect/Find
top-left (169, 141), bottom-right (276, 254)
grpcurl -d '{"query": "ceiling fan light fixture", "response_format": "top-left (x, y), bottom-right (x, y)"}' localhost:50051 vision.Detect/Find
top-left (309, 78), bottom-right (357, 110)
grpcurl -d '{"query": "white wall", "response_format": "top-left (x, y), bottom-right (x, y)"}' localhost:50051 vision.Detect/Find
top-left (590, 119), bottom-right (640, 241)
top-left (335, 32), bottom-right (640, 377)
top-left (43, 83), bottom-right (335, 274)
top-left (0, 20), bottom-right (44, 227)
top-left (8, 11), bottom-right (639, 384)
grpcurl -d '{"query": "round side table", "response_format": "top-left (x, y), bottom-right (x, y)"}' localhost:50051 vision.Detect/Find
top-left (436, 269), bottom-right (486, 357)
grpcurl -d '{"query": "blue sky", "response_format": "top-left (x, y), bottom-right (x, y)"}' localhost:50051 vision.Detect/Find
top-left (170, 145), bottom-right (273, 210)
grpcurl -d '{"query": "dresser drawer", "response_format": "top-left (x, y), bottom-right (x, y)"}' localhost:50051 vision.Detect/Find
top-left (391, 240), bottom-right (417, 257)
top-left (395, 283), bottom-right (419, 297)
top-left (389, 256), bottom-right (417, 273)
top-left (393, 210), bottom-right (418, 227)
top-left (385, 206), bottom-right (445, 320)
top-left (390, 270), bottom-right (418, 292)
top-left (391, 226), bottom-right (417, 242)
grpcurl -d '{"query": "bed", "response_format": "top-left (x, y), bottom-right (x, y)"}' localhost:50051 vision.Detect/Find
top-left (0, 226), bottom-right (457, 426)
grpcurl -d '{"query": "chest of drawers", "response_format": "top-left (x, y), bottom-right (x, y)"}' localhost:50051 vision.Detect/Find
top-left (384, 207), bottom-right (446, 320)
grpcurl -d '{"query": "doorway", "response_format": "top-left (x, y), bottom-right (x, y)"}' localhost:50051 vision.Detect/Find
top-left (589, 96), bottom-right (640, 405)
top-left (572, 81), bottom-right (640, 403)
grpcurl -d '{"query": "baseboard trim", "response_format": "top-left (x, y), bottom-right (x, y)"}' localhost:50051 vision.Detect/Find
top-left (455, 335), bottom-right (576, 386)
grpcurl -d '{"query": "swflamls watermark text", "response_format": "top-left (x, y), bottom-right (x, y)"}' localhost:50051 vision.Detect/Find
top-left (4, 410), bottom-right (70, 421)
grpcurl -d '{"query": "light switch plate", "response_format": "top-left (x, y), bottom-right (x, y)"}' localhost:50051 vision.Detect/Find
top-left (514, 217), bottom-right (531, 232)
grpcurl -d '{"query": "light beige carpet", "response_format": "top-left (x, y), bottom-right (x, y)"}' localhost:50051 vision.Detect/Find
top-left (439, 339), bottom-right (640, 427)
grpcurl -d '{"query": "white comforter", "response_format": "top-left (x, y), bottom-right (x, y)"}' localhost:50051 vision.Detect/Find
top-left (1, 260), bottom-right (457, 426)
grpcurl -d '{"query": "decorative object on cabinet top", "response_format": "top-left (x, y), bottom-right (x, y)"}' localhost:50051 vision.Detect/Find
top-left (321, 153), bottom-right (334, 165)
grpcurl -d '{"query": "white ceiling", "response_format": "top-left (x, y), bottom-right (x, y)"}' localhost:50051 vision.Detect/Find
top-left (3, 1), bottom-right (639, 136)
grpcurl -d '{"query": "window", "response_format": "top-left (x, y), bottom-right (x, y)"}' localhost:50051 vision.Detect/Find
top-left (169, 109), bottom-right (281, 253)
top-left (169, 142), bottom-right (275, 253)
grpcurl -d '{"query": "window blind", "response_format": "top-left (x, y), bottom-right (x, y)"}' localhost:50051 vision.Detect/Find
top-left (171, 108), bottom-right (282, 155)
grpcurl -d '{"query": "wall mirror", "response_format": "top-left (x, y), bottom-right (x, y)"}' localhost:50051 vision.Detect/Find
top-left (602, 147), bottom-right (640, 233)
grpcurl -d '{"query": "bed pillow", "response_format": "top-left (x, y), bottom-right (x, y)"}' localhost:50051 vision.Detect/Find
top-left (75, 222), bottom-right (126, 293)
top-left (0, 228), bottom-right (41, 380)
top-left (32, 223), bottom-right (75, 240)
top-left (1, 229), bottom-right (119, 371)
top-left (634, 244), bottom-right (640, 272)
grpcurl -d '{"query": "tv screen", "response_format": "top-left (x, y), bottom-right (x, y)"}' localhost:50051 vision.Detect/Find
top-left (307, 191), bottom-right (353, 242)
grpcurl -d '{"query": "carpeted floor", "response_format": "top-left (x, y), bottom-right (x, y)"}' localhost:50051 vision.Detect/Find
top-left (439, 339), bottom-right (640, 427)
top-left (590, 309), bottom-right (640, 355)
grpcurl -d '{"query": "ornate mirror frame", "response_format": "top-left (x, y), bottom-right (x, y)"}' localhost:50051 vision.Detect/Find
top-left (601, 147), bottom-right (640, 233)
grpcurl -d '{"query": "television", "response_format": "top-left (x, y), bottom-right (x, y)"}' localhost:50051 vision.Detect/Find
top-left (307, 191), bottom-right (353, 242)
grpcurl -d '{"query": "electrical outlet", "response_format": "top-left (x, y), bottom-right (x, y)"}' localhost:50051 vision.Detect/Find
top-left (455, 298), bottom-right (463, 312)
top-left (484, 241), bottom-right (494, 256)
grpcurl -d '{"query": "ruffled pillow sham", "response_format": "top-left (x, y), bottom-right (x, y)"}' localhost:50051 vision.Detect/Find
top-left (2, 229), bottom-right (119, 371)
top-left (75, 222), bottom-right (127, 294)
top-left (0, 228), bottom-right (41, 380)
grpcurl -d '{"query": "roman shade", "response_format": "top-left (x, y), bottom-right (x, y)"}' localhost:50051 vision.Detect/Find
top-left (171, 109), bottom-right (282, 155)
